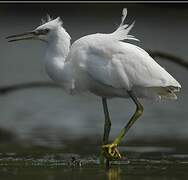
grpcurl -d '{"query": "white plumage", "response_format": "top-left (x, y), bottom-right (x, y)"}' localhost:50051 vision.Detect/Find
top-left (6, 8), bottom-right (181, 99)
top-left (6, 8), bottom-right (181, 165)
top-left (43, 8), bottom-right (181, 100)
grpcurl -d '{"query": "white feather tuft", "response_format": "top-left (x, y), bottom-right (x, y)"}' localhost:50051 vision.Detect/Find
top-left (39, 15), bottom-right (63, 28)
top-left (46, 14), bottom-right (52, 22)
top-left (40, 14), bottom-right (53, 25)
top-left (111, 8), bottom-right (139, 42)
top-left (120, 8), bottom-right (127, 27)
top-left (41, 18), bottom-right (45, 25)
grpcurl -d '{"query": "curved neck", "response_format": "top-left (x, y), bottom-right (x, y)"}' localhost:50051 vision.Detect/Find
top-left (46, 27), bottom-right (71, 60)
top-left (45, 27), bottom-right (71, 83)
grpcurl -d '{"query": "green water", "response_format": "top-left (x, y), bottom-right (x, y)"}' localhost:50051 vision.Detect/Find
top-left (1, 149), bottom-right (188, 180)
top-left (0, 166), bottom-right (187, 180)
top-left (1, 159), bottom-right (188, 180)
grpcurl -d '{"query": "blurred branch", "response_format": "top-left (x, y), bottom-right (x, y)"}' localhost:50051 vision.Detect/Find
top-left (0, 51), bottom-right (187, 95)
top-left (0, 82), bottom-right (60, 95)
top-left (148, 50), bottom-right (188, 70)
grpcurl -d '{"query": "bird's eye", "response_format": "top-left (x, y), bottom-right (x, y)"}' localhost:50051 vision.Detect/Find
top-left (36, 29), bottom-right (50, 35)
top-left (43, 28), bottom-right (50, 34)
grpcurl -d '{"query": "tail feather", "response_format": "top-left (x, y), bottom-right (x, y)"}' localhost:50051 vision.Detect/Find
top-left (154, 86), bottom-right (180, 100)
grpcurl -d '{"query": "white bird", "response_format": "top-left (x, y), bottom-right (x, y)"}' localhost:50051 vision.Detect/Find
top-left (6, 8), bottom-right (181, 167)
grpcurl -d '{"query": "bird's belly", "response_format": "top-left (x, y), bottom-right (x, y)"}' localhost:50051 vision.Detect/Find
top-left (88, 81), bottom-right (129, 98)
top-left (88, 80), bottom-right (164, 100)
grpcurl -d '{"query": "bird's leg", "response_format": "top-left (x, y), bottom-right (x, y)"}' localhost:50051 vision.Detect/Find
top-left (102, 91), bottom-right (144, 160)
top-left (102, 98), bottom-right (111, 145)
top-left (112, 91), bottom-right (143, 146)
top-left (100, 97), bottom-right (111, 168)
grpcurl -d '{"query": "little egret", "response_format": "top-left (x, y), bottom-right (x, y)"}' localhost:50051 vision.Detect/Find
top-left (6, 8), bottom-right (181, 167)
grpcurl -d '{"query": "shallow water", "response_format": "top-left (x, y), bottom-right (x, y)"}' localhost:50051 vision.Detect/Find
top-left (1, 143), bottom-right (188, 180)
top-left (1, 165), bottom-right (188, 180)
top-left (1, 151), bottom-right (188, 180)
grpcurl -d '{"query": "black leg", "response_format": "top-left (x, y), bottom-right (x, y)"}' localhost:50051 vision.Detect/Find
top-left (102, 97), bottom-right (111, 168)
top-left (102, 98), bottom-right (111, 144)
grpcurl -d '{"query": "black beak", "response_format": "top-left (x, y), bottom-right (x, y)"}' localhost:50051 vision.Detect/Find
top-left (6, 31), bottom-right (36, 42)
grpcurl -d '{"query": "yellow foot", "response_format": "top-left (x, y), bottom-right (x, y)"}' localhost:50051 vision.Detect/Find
top-left (102, 143), bottom-right (122, 160)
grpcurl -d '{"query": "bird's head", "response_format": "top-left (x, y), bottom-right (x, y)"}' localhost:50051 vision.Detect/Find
top-left (6, 15), bottom-right (64, 43)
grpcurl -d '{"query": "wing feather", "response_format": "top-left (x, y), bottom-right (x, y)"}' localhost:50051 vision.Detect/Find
top-left (68, 8), bottom-right (181, 98)
top-left (82, 41), bottom-right (181, 91)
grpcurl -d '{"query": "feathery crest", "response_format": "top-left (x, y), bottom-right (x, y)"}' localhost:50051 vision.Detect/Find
top-left (40, 14), bottom-right (53, 25)
top-left (111, 8), bottom-right (139, 42)
top-left (47, 14), bottom-right (52, 22)
top-left (39, 15), bottom-right (63, 28)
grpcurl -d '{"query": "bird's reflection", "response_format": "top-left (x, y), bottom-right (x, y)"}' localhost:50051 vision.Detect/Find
top-left (107, 167), bottom-right (121, 180)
